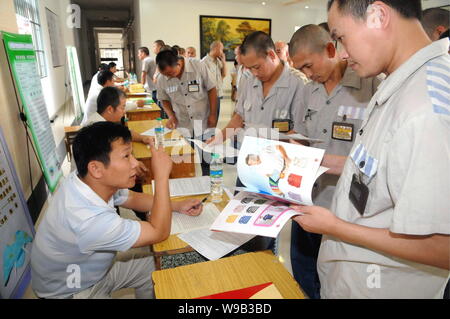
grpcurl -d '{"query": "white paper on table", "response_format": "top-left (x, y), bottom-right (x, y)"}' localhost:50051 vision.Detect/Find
top-left (141, 127), bottom-right (172, 137)
top-left (170, 203), bottom-right (221, 235)
top-left (178, 228), bottom-right (254, 260)
top-left (163, 139), bottom-right (188, 148)
top-left (188, 139), bottom-right (239, 158)
top-left (152, 176), bottom-right (211, 198)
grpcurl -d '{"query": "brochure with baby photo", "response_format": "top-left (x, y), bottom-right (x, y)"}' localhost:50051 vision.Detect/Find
top-left (237, 136), bottom-right (327, 206)
top-left (210, 136), bottom-right (328, 238)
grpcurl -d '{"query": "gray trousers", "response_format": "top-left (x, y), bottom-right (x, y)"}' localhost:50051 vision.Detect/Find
top-left (72, 253), bottom-right (155, 299)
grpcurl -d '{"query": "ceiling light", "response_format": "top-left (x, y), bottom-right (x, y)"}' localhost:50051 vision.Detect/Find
top-left (305, 6), bottom-right (309, 9)
top-left (262, 2), bottom-right (266, 5)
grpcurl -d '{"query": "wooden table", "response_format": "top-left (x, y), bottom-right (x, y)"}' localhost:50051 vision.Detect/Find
top-left (143, 185), bottom-right (230, 270)
top-left (128, 120), bottom-right (196, 184)
top-left (126, 103), bottom-right (162, 122)
top-left (64, 126), bottom-right (81, 162)
top-left (152, 250), bottom-right (306, 299)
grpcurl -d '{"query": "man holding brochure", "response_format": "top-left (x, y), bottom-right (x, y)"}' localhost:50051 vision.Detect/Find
top-left (291, 0), bottom-right (450, 298)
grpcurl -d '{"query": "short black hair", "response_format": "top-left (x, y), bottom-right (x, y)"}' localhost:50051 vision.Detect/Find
top-left (327, 0), bottom-right (422, 20)
top-left (97, 70), bottom-right (114, 86)
top-left (97, 86), bottom-right (125, 115)
top-left (108, 62), bottom-right (117, 69)
top-left (154, 40), bottom-right (165, 47)
top-left (239, 31), bottom-right (275, 57)
top-left (318, 22), bottom-right (330, 33)
top-left (73, 122), bottom-right (132, 178)
top-left (156, 47), bottom-right (181, 71)
top-left (138, 47), bottom-right (150, 56)
top-left (98, 63), bottom-right (109, 71)
top-left (421, 8), bottom-right (450, 38)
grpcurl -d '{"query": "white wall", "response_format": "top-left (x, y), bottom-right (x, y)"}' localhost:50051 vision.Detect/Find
top-left (137, 0), bottom-right (328, 92)
top-left (38, 0), bottom-right (76, 118)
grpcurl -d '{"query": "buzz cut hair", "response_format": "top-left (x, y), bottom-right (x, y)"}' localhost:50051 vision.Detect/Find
top-left (239, 31), bottom-right (275, 58)
top-left (289, 24), bottom-right (333, 57)
top-left (421, 8), bottom-right (450, 39)
top-left (327, 0), bottom-right (422, 20)
top-left (210, 41), bottom-right (222, 51)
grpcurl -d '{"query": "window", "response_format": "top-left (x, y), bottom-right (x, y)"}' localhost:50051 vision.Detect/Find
top-left (13, 0), bottom-right (48, 78)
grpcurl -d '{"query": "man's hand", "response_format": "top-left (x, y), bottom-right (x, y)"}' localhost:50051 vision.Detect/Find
top-left (207, 114), bottom-right (218, 128)
top-left (206, 130), bottom-right (224, 145)
top-left (291, 205), bottom-right (341, 236)
top-left (174, 199), bottom-right (203, 216)
top-left (149, 140), bottom-right (173, 180)
top-left (166, 116), bottom-right (178, 130)
top-left (135, 161), bottom-right (149, 179)
top-left (141, 136), bottom-right (155, 145)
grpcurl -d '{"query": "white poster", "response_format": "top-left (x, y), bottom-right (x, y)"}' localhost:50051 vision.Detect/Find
top-left (0, 128), bottom-right (35, 299)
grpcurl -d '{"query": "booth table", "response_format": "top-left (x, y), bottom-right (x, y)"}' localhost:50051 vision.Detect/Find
top-left (143, 185), bottom-right (230, 270)
top-left (127, 120), bottom-right (196, 184)
top-left (152, 250), bottom-right (306, 299)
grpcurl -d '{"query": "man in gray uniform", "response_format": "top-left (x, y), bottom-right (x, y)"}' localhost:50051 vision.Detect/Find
top-left (208, 31), bottom-right (307, 251)
top-left (208, 31), bottom-right (307, 148)
top-left (291, 0), bottom-right (449, 298)
top-left (156, 48), bottom-right (218, 139)
top-left (288, 24), bottom-right (382, 299)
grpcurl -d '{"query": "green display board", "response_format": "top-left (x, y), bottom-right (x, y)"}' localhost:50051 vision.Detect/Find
top-left (67, 46), bottom-right (84, 122)
top-left (1, 31), bottom-right (61, 193)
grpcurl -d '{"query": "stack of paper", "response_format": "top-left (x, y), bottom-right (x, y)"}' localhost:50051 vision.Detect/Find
top-left (152, 176), bottom-right (210, 198)
top-left (171, 202), bottom-right (255, 261)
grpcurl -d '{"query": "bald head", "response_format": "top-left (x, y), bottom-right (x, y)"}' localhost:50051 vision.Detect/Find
top-left (210, 41), bottom-right (224, 58)
top-left (289, 24), bottom-right (333, 57)
top-left (275, 41), bottom-right (289, 63)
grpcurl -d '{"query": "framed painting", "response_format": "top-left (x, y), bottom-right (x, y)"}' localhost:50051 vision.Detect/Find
top-left (200, 15), bottom-right (272, 61)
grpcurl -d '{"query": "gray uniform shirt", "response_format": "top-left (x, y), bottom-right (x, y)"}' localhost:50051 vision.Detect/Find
top-left (157, 58), bottom-right (216, 137)
top-left (235, 62), bottom-right (307, 138)
top-left (142, 56), bottom-right (157, 92)
top-left (318, 39), bottom-right (450, 299)
top-left (295, 67), bottom-right (382, 208)
top-left (201, 54), bottom-right (224, 98)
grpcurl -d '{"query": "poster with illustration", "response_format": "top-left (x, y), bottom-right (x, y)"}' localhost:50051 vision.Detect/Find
top-left (237, 136), bottom-right (328, 206)
top-left (210, 192), bottom-right (301, 238)
top-left (0, 128), bottom-right (35, 299)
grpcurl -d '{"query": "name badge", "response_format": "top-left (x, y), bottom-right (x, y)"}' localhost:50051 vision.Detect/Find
top-left (272, 119), bottom-right (293, 133)
top-left (188, 84), bottom-right (200, 93)
top-left (349, 173), bottom-right (369, 216)
top-left (332, 122), bottom-right (354, 141)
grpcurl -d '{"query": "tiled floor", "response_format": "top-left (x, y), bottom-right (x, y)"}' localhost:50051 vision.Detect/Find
top-left (22, 94), bottom-right (293, 299)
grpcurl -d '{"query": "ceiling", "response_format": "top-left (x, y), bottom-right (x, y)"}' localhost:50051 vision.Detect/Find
top-left (72, 0), bottom-right (134, 10)
top-left (201, 0), bottom-right (327, 9)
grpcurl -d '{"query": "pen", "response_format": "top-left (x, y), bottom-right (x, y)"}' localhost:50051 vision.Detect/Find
top-left (194, 196), bottom-right (209, 209)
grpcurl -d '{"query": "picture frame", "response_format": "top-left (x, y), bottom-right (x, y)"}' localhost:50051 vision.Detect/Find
top-left (200, 15), bottom-right (272, 61)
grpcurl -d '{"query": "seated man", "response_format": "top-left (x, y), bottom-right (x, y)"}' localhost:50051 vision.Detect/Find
top-left (82, 86), bottom-right (163, 220)
top-left (31, 122), bottom-right (203, 299)
top-left (84, 86), bottom-right (151, 145)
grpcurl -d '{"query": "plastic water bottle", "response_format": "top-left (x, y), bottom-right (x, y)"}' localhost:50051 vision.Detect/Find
top-left (210, 153), bottom-right (223, 203)
top-left (155, 118), bottom-right (165, 149)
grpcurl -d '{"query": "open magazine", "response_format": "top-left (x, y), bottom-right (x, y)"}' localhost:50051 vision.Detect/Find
top-left (210, 136), bottom-right (329, 238)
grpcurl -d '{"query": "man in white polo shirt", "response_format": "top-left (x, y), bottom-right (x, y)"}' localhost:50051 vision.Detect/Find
top-left (31, 122), bottom-right (203, 298)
